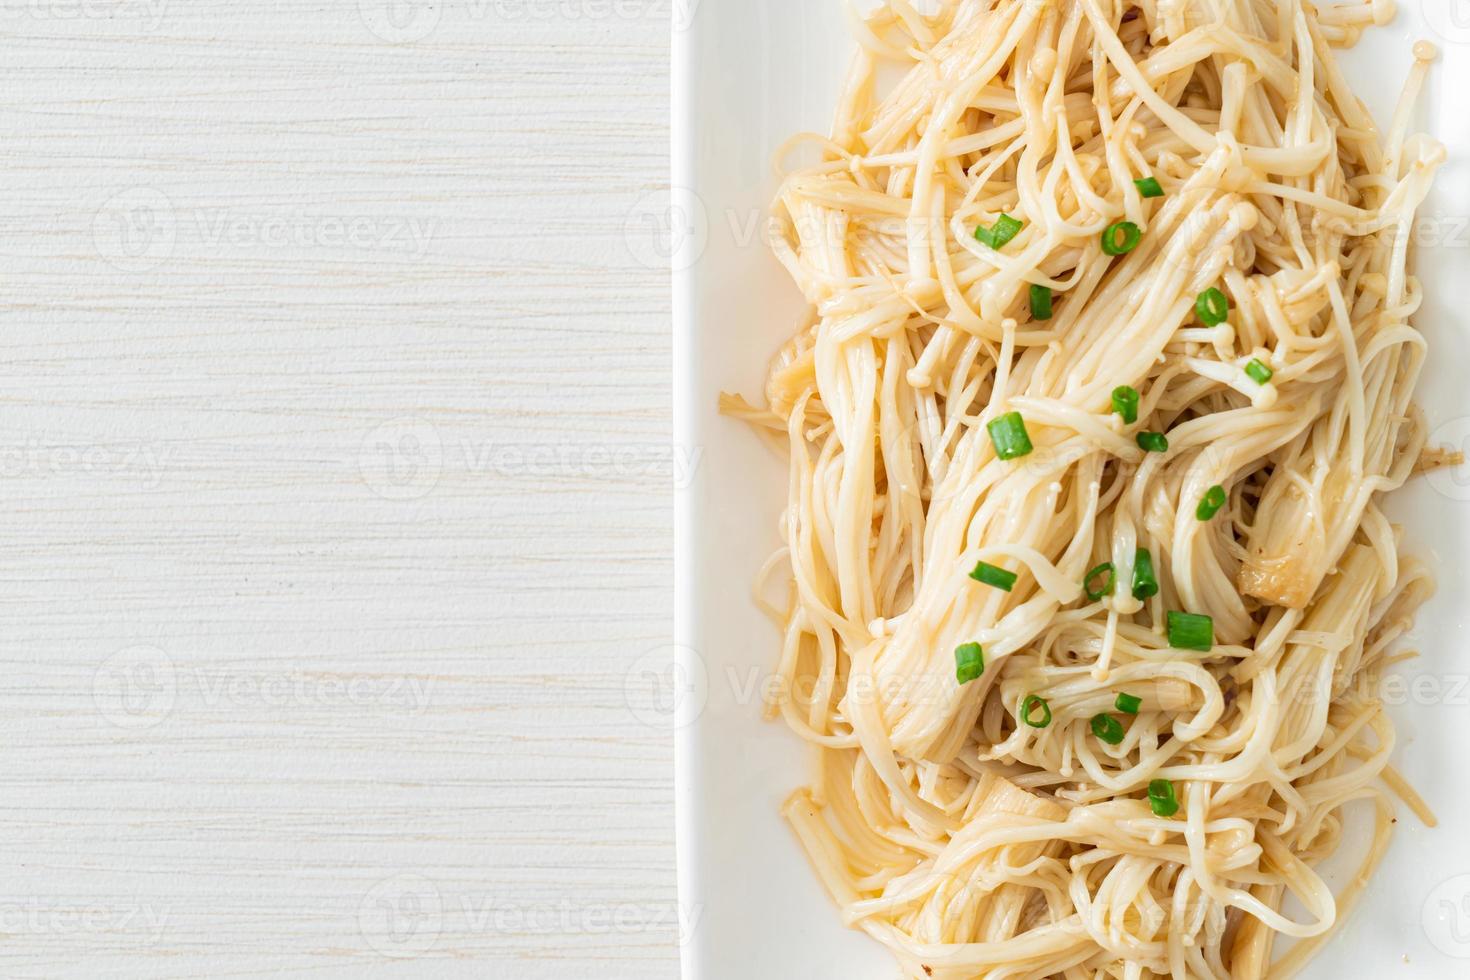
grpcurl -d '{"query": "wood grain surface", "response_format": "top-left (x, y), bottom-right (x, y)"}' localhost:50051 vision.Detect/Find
top-left (0, 1), bottom-right (675, 976)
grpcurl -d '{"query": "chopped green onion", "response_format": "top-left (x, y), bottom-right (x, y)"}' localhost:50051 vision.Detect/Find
top-left (987, 412), bottom-right (1034, 461)
top-left (1134, 176), bottom-right (1164, 199)
top-left (1111, 385), bottom-right (1140, 425)
top-left (970, 561), bottom-right (1018, 592)
top-left (1131, 548), bottom-right (1159, 601)
top-left (1196, 485), bottom-right (1227, 521)
top-left (1115, 693), bottom-right (1142, 715)
top-left (975, 213), bottom-right (1024, 250)
top-left (1101, 221), bottom-right (1142, 256)
top-left (1021, 695), bottom-right (1052, 729)
top-left (1167, 611), bottom-right (1214, 652)
top-left (1148, 778), bottom-right (1180, 817)
top-left (955, 642), bottom-right (985, 684)
top-left (1195, 287), bottom-right (1230, 326)
top-left (1136, 431), bottom-right (1169, 453)
top-left (1084, 562), bottom-right (1116, 601)
top-left (1029, 284), bottom-right (1053, 320)
top-left (1091, 713), bottom-right (1125, 745)
top-left (1245, 359), bottom-right (1274, 385)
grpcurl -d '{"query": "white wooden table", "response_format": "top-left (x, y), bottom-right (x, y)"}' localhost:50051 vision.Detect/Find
top-left (0, 2), bottom-right (675, 976)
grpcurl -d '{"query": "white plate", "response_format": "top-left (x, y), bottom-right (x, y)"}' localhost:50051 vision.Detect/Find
top-left (675, 3), bottom-right (1470, 976)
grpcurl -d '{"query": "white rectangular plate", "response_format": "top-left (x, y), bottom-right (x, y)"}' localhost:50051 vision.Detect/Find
top-left (676, 3), bottom-right (1470, 976)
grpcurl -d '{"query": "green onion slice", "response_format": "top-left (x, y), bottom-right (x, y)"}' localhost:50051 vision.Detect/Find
top-left (1091, 713), bottom-right (1125, 745)
top-left (1021, 695), bottom-right (1052, 729)
top-left (1167, 611), bottom-right (1214, 652)
top-left (1134, 176), bottom-right (1164, 199)
top-left (970, 561), bottom-right (1018, 592)
top-left (1101, 221), bottom-right (1142, 255)
top-left (955, 642), bottom-right (985, 684)
top-left (1148, 778), bottom-right (1180, 817)
top-left (1136, 431), bottom-right (1169, 453)
top-left (1084, 562), bottom-right (1115, 601)
top-left (1111, 385), bottom-right (1139, 425)
top-left (1196, 287), bottom-right (1230, 326)
top-left (1115, 693), bottom-right (1142, 715)
top-left (1029, 284), bottom-right (1053, 320)
top-left (1246, 359), bottom-right (1274, 385)
top-left (1196, 485), bottom-right (1227, 521)
top-left (1131, 548), bottom-right (1159, 600)
top-left (987, 412), bottom-right (1034, 461)
top-left (975, 213), bottom-right (1024, 250)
